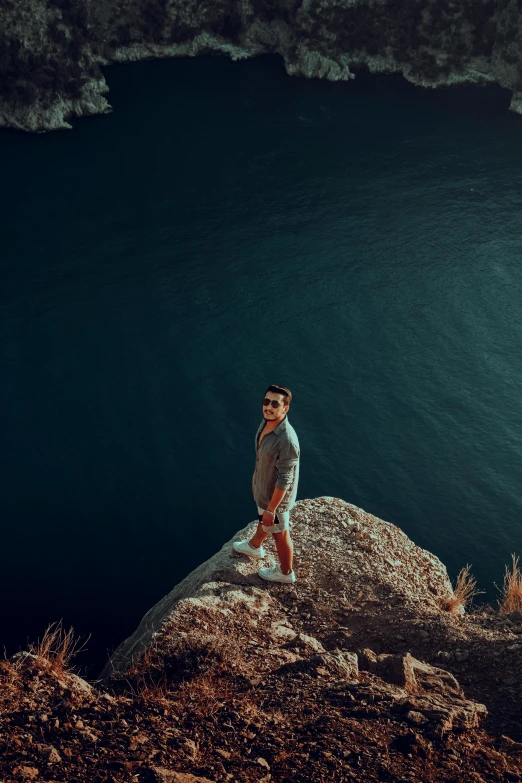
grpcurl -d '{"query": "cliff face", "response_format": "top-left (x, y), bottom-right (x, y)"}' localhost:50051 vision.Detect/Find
top-left (101, 496), bottom-right (457, 679)
top-left (1, 0), bottom-right (522, 132)
top-left (101, 495), bottom-right (522, 743)
top-left (2, 497), bottom-right (522, 782)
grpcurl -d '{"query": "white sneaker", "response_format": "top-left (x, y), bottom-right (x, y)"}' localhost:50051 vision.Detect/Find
top-left (232, 539), bottom-right (266, 560)
top-left (258, 565), bottom-right (296, 584)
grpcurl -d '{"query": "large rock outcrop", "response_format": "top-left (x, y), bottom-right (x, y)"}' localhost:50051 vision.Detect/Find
top-left (2, 0), bottom-right (522, 132)
top-left (101, 496), bottom-right (455, 677)
top-left (2, 497), bottom-right (522, 782)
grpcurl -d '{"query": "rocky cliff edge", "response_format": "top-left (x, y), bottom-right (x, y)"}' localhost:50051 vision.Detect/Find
top-left (2, 496), bottom-right (522, 782)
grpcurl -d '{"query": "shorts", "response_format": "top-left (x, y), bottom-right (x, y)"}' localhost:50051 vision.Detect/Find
top-left (257, 506), bottom-right (290, 534)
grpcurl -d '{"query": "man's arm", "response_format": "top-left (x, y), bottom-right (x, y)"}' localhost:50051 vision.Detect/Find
top-left (275, 440), bottom-right (300, 492)
top-left (262, 440), bottom-right (300, 526)
top-left (261, 486), bottom-right (287, 528)
top-left (267, 486), bottom-right (287, 514)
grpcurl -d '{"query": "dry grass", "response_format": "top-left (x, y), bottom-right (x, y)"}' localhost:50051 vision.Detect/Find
top-left (236, 695), bottom-right (269, 727)
top-left (126, 669), bottom-right (238, 723)
top-left (28, 621), bottom-right (88, 674)
top-left (124, 633), bottom-right (242, 683)
top-left (124, 642), bottom-right (162, 681)
top-left (165, 632), bottom-right (244, 677)
top-left (0, 658), bottom-right (22, 704)
top-left (497, 554), bottom-right (522, 614)
top-left (445, 564), bottom-right (483, 614)
top-left (130, 670), bottom-right (172, 703)
top-left (176, 673), bottom-right (235, 720)
top-left (120, 632), bottom-right (245, 721)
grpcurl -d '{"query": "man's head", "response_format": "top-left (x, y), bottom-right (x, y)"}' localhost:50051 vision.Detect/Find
top-left (262, 384), bottom-right (292, 423)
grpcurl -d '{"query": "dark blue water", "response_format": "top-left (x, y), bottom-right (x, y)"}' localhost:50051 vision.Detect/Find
top-left (2, 54), bottom-right (522, 675)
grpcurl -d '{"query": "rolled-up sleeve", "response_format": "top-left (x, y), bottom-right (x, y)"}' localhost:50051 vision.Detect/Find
top-left (275, 440), bottom-right (300, 490)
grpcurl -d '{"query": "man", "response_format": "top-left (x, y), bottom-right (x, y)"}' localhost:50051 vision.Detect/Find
top-left (233, 384), bottom-right (300, 584)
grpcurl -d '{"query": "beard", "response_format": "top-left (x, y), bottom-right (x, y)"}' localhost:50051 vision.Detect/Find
top-left (263, 410), bottom-right (285, 421)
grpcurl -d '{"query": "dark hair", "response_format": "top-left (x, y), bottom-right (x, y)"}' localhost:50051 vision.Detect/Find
top-left (265, 384), bottom-right (292, 408)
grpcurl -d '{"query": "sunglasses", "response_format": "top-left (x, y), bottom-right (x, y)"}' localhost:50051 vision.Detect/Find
top-left (262, 398), bottom-right (284, 409)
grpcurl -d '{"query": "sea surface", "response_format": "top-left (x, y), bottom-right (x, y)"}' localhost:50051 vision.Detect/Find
top-left (1, 55), bottom-right (522, 676)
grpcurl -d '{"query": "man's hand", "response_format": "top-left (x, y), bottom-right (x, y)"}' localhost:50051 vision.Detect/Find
top-left (262, 510), bottom-right (276, 527)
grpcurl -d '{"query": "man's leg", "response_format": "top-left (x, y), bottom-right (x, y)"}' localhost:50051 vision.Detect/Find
top-left (249, 518), bottom-right (271, 549)
top-left (273, 529), bottom-right (293, 575)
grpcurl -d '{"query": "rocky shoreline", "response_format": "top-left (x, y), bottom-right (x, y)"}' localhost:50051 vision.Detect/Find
top-left (1, 0), bottom-right (522, 132)
top-left (2, 496), bottom-right (522, 782)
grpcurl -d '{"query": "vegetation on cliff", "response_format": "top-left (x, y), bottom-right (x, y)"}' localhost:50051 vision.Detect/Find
top-left (1, 0), bottom-right (522, 131)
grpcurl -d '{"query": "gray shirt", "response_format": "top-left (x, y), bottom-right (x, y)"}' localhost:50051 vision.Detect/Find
top-left (252, 415), bottom-right (300, 513)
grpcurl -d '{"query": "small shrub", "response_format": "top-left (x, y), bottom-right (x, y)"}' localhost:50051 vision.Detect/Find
top-left (28, 621), bottom-right (88, 674)
top-left (114, 25), bottom-right (133, 46)
top-left (170, 21), bottom-right (198, 44)
top-left (444, 564), bottom-right (483, 614)
top-left (139, 0), bottom-right (169, 40)
top-left (250, 0), bottom-right (279, 24)
top-left (498, 554), bottom-right (522, 613)
top-left (129, 669), bottom-right (172, 704)
top-left (48, 20), bottom-right (68, 45)
top-left (14, 82), bottom-right (39, 105)
top-left (210, 11), bottom-right (243, 41)
top-left (176, 672), bottom-right (233, 720)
